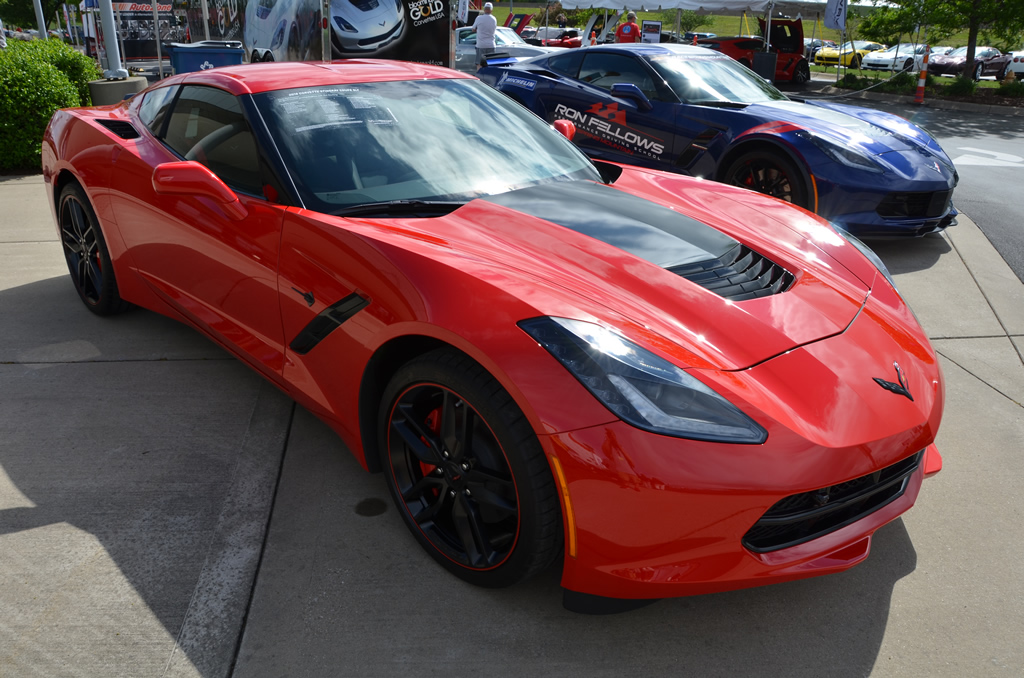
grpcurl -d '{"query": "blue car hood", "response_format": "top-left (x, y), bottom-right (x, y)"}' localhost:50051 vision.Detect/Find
top-left (743, 99), bottom-right (951, 162)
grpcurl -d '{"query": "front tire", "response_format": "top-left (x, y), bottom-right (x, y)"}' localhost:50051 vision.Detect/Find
top-left (793, 61), bottom-right (810, 85)
top-left (974, 63), bottom-right (983, 81)
top-left (58, 183), bottom-right (129, 316)
top-left (379, 348), bottom-right (562, 588)
top-left (723, 150), bottom-right (809, 209)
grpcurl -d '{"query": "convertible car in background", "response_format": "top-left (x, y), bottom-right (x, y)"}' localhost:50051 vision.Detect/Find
top-left (480, 44), bottom-right (959, 237)
top-left (43, 60), bottom-right (943, 611)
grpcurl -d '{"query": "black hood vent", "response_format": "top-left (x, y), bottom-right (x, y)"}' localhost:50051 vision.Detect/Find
top-left (483, 181), bottom-right (793, 302)
top-left (669, 243), bottom-right (794, 301)
top-left (95, 119), bottom-right (140, 139)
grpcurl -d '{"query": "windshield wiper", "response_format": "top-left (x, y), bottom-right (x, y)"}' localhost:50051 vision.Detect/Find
top-left (688, 100), bottom-right (751, 108)
top-left (335, 200), bottom-right (467, 217)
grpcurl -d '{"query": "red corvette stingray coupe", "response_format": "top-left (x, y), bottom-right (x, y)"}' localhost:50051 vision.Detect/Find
top-left (42, 61), bottom-right (943, 612)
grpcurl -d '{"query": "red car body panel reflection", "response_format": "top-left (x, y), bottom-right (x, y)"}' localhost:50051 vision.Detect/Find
top-left (41, 61), bottom-right (942, 602)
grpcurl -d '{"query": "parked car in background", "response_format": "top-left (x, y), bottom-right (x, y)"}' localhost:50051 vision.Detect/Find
top-left (541, 28), bottom-right (583, 49)
top-left (698, 20), bottom-right (809, 85)
top-left (814, 40), bottom-right (885, 68)
top-left (803, 37), bottom-right (836, 62)
top-left (861, 43), bottom-right (929, 72)
top-left (1008, 51), bottom-right (1024, 79)
top-left (480, 44), bottom-right (958, 237)
top-left (454, 26), bottom-right (558, 72)
top-left (928, 46), bottom-right (1011, 80)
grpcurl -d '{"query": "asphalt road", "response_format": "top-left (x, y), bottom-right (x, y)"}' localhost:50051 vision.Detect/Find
top-left (827, 97), bottom-right (1024, 282)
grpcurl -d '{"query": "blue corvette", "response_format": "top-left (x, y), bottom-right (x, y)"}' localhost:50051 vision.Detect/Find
top-left (478, 44), bottom-right (958, 238)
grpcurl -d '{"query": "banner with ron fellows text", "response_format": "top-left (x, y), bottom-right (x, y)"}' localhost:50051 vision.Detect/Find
top-left (112, 2), bottom-right (184, 59)
top-left (185, 0), bottom-right (450, 66)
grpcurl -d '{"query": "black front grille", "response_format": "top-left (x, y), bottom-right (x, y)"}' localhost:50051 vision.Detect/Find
top-left (349, 0), bottom-right (378, 10)
top-left (95, 119), bottom-right (140, 139)
top-left (876, 190), bottom-right (952, 218)
top-left (742, 450), bottom-right (923, 553)
top-left (669, 244), bottom-right (794, 302)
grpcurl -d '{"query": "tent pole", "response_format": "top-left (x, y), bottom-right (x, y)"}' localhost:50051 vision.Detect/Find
top-left (764, 2), bottom-right (772, 53)
top-left (675, 8), bottom-right (680, 40)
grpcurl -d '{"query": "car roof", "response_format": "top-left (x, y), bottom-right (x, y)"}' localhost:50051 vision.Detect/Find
top-left (153, 60), bottom-right (473, 96)
top-left (585, 43), bottom-right (727, 58)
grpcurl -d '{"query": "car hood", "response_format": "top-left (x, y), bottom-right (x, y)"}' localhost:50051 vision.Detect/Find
top-left (370, 177), bottom-right (875, 372)
top-left (742, 99), bottom-right (952, 161)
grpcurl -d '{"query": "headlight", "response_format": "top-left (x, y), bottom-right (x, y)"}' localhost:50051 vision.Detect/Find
top-left (519, 317), bottom-right (767, 444)
top-left (834, 224), bottom-right (898, 290)
top-left (799, 131), bottom-right (883, 173)
top-left (270, 20), bottom-right (286, 49)
top-left (334, 15), bottom-right (357, 32)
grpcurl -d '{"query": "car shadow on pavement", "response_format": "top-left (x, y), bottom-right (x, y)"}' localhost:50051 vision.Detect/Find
top-left (0, 275), bottom-right (287, 677)
top-left (234, 406), bottom-right (919, 678)
top-left (867, 232), bottom-right (952, 275)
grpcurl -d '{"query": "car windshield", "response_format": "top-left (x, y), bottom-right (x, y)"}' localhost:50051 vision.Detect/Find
top-left (882, 43), bottom-right (916, 54)
top-left (948, 47), bottom-right (969, 57)
top-left (648, 54), bottom-right (788, 104)
top-left (495, 27), bottom-right (525, 45)
top-left (255, 79), bottom-right (600, 215)
top-left (840, 41), bottom-right (874, 51)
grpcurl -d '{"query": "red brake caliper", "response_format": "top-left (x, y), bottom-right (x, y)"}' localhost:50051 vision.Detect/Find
top-left (419, 408), bottom-right (442, 490)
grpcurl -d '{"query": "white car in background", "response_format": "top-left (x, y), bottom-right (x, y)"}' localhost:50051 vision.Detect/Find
top-left (330, 0), bottom-right (405, 54)
top-left (861, 43), bottom-right (929, 72)
top-left (1009, 51), bottom-right (1024, 80)
top-left (454, 26), bottom-right (558, 72)
top-left (245, 0), bottom-right (318, 62)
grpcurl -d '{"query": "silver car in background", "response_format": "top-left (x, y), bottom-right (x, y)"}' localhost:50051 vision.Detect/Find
top-left (454, 26), bottom-right (558, 72)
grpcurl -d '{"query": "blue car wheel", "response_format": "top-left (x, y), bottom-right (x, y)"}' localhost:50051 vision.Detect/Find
top-left (724, 150), bottom-right (808, 209)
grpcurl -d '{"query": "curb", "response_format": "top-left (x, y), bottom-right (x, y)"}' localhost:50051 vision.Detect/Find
top-left (801, 77), bottom-right (1024, 116)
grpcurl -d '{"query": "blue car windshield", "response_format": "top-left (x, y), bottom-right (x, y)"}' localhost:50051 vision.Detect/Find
top-left (254, 78), bottom-right (600, 214)
top-left (648, 55), bottom-right (788, 104)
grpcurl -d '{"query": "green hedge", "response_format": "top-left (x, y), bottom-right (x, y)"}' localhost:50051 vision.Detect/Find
top-left (0, 39), bottom-right (101, 171)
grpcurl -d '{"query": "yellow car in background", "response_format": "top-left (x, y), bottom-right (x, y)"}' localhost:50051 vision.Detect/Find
top-left (814, 40), bottom-right (885, 68)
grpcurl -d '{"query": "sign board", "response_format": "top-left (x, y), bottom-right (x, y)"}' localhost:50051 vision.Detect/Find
top-left (640, 20), bottom-right (660, 44)
top-left (185, 0), bottom-right (451, 66)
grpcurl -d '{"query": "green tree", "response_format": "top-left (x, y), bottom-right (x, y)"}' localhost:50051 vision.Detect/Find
top-left (657, 10), bottom-right (713, 36)
top-left (0, 0), bottom-right (66, 30)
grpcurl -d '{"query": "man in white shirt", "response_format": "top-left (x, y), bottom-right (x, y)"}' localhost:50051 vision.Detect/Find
top-left (472, 2), bottom-right (497, 69)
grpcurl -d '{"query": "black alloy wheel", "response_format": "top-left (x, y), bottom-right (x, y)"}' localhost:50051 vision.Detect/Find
top-left (903, 58), bottom-right (914, 72)
top-left (58, 183), bottom-right (129, 316)
top-left (379, 349), bottom-right (562, 588)
top-left (724, 150), bottom-right (808, 209)
top-left (849, 55), bottom-right (861, 69)
top-left (793, 61), bottom-right (810, 85)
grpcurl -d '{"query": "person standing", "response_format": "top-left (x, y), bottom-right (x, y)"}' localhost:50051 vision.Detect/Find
top-left (615, 12), bottom-right (641, 44)
top-left (473, 2), bottom-right (498, 69)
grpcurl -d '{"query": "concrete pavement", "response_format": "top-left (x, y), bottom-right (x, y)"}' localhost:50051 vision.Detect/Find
top-left (1, 172), bottom-right (1022, 677)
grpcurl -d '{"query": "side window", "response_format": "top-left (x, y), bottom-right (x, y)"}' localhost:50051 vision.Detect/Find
top-left (459, 30), bottom-right (476, 45)
top-left (548, 49), bottom-right (583, 78)
top-left (161, 85), bottom-right (262, 196)
top-left (138, 84), bottom-right (179, 135)
top-left (579, 53), bottom-right (656, 97)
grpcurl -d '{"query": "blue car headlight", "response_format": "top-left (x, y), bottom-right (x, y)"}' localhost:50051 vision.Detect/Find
top-left (799, 131), bottom-right (884, 173)
top-left (834, 224), bottom-right (898, 290)
top-left (519, 317), bottom-right (767, 444)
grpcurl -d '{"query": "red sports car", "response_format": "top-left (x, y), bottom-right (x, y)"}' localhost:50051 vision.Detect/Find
top-left (698, 18), bottom-right (810, 84)
top-left (42, 61), bottom-right (943, 612)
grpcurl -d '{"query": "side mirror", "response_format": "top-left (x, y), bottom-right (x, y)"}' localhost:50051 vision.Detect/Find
top-left (609, 82), bottom-right (653, 111)
top-left (152, 161), bottom-right (247, 220)
top-left (553, 119), bottom-right (576, 141)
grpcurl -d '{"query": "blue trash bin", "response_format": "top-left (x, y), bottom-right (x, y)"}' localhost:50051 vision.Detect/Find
top-left (163, 41), bottom-right (245, 75)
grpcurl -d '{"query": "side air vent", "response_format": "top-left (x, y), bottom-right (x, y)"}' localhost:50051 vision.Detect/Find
top-left (95, 119), bottom-right (141, 140)
top-left (669, 243), bottom-right (794, 301)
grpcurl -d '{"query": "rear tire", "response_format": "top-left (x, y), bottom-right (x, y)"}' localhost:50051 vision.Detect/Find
top-left (378, 348), bottom-right (563, 588)
top-left (58, 183), bottom-right (130, 316)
